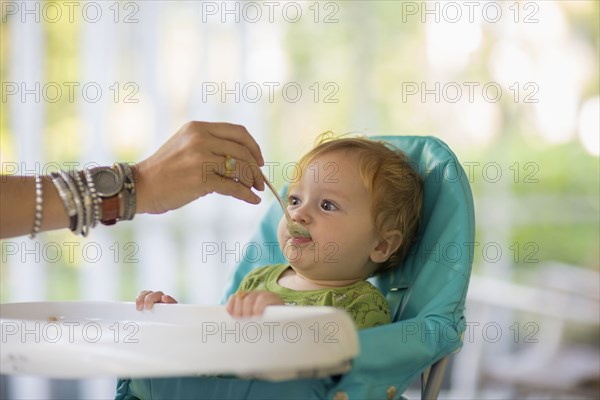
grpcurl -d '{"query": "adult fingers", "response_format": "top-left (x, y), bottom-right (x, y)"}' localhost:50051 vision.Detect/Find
top-left (207, 137), bottom-right (264, 191)
top-left (215, 158), bottom-right (263, 191)
top-left (190, 147), bottom-right (263, 192)
top-left (205, 175), bottom-right (262, 204)
top-left (203, 122), bottom-right (264, 167)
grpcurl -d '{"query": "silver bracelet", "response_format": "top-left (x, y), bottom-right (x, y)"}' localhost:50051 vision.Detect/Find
top-left (29, 174), bottom-right (43, 239)
top-left (116, 162), bottom-right (136, 221)
top-left (50, 172), bottom-right (77, 231)
top-left (71, 170), bottom-right (92, 237)
top-left (60, 170), bottom-right (84, 236)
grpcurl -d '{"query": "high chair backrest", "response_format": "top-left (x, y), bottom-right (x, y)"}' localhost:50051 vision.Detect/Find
top-left (223, 135), bottom-right (475, 398)
top-left (370, 135), bottom-right (474, 322)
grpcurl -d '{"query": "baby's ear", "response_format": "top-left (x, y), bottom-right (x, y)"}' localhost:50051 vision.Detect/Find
top-left (370, 230), bottom-right (403, 264)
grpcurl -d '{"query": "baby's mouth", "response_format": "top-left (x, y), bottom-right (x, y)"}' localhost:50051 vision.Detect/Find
top-left (286, 221), bottom-right (311, 239)
top-left (287, 226), bottom-right (312, 244)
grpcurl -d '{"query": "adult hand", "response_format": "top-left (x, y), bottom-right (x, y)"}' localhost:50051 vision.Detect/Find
top-left (135, 121), bottom-right (265, 215)
top-left (226, 290), bottom-right (285, 318)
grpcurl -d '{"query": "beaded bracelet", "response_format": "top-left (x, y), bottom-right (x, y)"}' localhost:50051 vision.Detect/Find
top-left (83, 168), bottom-right (101, 227)
top-left (29, 174), bottom-right (43, 239)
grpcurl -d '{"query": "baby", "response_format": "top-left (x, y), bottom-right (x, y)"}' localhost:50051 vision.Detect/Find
top-left (137, 135), bottom-right (423, 329)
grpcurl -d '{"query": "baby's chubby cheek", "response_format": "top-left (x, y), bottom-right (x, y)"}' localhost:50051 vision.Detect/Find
top-left (276, 216), bottom-right (288, 250)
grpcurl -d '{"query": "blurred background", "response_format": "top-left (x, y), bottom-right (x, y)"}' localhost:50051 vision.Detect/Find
top-left (1, 1), bottom-right (598, 399)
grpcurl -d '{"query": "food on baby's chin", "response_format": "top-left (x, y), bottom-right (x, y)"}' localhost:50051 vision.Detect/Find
top-left (48, 316), bottom-right (58, 322)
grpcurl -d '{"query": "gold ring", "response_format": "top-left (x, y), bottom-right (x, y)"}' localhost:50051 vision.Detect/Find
top-left (225, 155), bottom-right (236, 177)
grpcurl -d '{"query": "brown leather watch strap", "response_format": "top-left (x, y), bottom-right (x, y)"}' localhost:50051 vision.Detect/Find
top-left (100, 195), bottom-right (121, 226)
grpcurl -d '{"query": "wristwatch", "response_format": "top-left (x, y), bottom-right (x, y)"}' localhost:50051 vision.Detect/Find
top-left (89, 166), bottom-right (123, 225)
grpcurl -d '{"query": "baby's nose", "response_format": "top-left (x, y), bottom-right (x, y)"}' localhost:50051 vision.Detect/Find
top-left (290, 205), bottom-right (311, 224)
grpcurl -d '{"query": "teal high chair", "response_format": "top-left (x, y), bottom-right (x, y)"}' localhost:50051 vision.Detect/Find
top-left (116, 135), bottom-right (475, 400)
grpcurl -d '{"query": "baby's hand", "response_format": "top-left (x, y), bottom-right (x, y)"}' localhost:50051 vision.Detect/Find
top-left (226, 290), bottom-right (284, 318)
top-left (136, 290), bottom-right (178, 310)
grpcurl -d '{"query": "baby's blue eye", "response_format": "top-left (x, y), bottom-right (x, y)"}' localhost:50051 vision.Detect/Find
top-left (321, 200), bottom-right (338, 211)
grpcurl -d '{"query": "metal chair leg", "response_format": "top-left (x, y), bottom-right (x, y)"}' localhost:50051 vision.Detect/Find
top-left (421, 356), bottom-right (450, 400)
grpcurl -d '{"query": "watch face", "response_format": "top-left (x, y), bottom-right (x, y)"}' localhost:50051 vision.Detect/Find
top-left (91, 168), bottom-right (123, 197)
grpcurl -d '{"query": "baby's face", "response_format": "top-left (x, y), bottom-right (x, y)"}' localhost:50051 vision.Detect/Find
top-left (277, 150), bottom-right (381, 282)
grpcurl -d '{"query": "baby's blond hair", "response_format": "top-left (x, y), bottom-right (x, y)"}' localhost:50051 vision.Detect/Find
top-left (293, 133), bottom-right (423, 272)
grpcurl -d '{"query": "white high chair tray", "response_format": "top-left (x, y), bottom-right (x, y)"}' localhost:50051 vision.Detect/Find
top-left (0, 301), bottom-right (359, 380)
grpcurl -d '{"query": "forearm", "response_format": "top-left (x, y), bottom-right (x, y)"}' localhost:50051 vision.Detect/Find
top-left (0, 175), bottom-right (70, 239)
top-left (0, 165), bottom-right (151, 239)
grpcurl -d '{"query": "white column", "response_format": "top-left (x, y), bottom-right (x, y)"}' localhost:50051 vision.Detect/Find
top-left (77, 1), bottom-right (120, 398)
top-left (132, 1), bottom-right (177, 298)
top-left (182, 10), bottom-right (271, 305)
top-left (7, 1), bottom-right (50, 398)
top-left (77, 0), bottom-right (119, 301)
top-left (350, 3), bottom-right (377, 131)
top-left (180, 6), bottom-right (229, 304)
